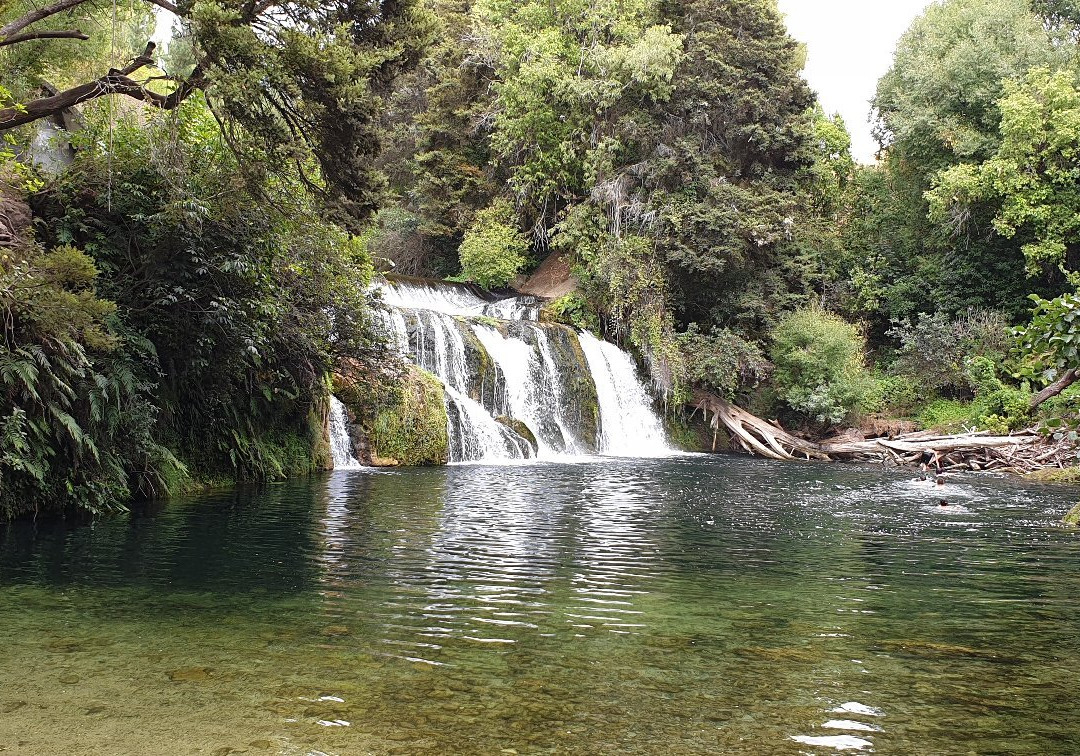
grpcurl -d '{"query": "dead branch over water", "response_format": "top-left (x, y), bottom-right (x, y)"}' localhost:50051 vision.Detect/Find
top-left (691, 389), bottom-right (1075, 475)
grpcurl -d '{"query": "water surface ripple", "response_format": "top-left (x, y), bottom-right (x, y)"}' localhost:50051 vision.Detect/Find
top-left (1, 457), bottom-right (1079, 754)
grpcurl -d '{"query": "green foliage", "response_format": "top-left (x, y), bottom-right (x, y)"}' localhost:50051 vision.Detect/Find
top-left (876, 373), bottom-right (920, 416)
top-left (0, 222), bottom-right (183, 517)
top-left (1015, 292), bottom-right (1080, 388)
top-left (5, 98), bottom-right (396, 516)
top-left (858, 0), bottom-right (1070, 335)
top-left (542, 293), bottom-right (596, 332)
top-left (888, 309), bottom-right (1012, 395)
top-left (964, 355), bottom-right (1033, 431)
top-left (918, 399), bottom-right (980, 432)
top-left (370, 366), bottom-right (449, 466)
top-left (770, 308), bottom-right (879, 426)
top-left (675, 325), bottom-right (770, 401)
top-left (929, 68), bottom-right (1080, 283)
top-left (874, 0), bottom-right (1063, 174)
top-left (458, 201), bottom-right (529, 290)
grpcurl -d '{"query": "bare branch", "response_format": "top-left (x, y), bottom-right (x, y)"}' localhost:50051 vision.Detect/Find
top-left (145, 0), bottom-right (179, 13)
top-left (0, 29), bottom-right (89, 47)
top-left (0, 0), bottom-right (90, 39)
top-left (0, 42), bottom-right (206, 131)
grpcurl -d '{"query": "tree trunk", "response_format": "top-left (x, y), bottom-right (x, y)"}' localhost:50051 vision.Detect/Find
top-left (1029, 368), bottom-right (1080, 411)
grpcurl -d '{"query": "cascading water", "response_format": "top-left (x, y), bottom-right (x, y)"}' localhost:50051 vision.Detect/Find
top-left (328, 397), bottom-right (363, 469)
top-left (374, 276), bottom-right (673, 463)
top-left (578, 332), bottom-right (671, 457)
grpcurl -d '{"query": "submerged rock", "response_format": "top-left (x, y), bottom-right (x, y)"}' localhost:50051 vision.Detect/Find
top-left (167, 666), bottom-right (213, 682)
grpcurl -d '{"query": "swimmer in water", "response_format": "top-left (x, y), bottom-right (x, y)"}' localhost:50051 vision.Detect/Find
top-left (938, 500), bottom-right (950, 508)
top-left (936, 475), bottom-right (946, 486)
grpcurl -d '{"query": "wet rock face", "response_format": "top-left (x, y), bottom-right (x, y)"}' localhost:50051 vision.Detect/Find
top-left (542, 325), bottom-right (601, 451)
top-left (459, 322), bottom-right (503, 408)
top-left (495, 417), bottom-right (539, 454)
top-left (369, 366), bottom-right (450, 467)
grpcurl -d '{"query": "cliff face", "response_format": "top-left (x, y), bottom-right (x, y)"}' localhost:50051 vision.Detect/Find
top-left (0, 187), bottom-right (31, 248)
top-left (514, 252), bottom-right (576, 300)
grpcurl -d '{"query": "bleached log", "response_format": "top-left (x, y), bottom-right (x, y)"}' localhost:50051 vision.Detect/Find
top-left (686, 389), bottom-right (1064, 474)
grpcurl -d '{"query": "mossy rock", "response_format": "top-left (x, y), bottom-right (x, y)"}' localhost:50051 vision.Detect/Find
top-left (496, 417), bottom-right (538, 452)
top-left (370, 366), bottom-right (449, 466)
top-left (1064, 503), bottom-right (1080, 527)
top-left (665, 411), bottom-right (715, 453)
top-left (1026, 467), bottom-right (1080, 485)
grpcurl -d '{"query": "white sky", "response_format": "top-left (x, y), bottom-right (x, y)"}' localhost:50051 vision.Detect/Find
top-left (778, 0), bottom-right (933, 163)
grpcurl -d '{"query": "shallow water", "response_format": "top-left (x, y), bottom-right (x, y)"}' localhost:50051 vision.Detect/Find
top-left (1, 457), bottom-right (1079, 755)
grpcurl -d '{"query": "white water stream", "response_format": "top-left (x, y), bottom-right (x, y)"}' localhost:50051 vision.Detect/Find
top-left (328, 277), bottom-right (674, 466)
top-left (328, 397), bottom-right (363, 469)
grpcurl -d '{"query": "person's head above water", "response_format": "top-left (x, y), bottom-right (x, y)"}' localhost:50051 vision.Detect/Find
top-left (936, 476), bottom-right (946, 486)
top-left (938, 500), bottom-right (949, 507)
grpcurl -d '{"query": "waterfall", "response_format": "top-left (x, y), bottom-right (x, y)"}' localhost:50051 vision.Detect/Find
top-left (578, 332), bottom-right (673, 457)
top-left (377, 276), bottom-right (673, 463)
top-left (328, 397), bottom-right (363, 469)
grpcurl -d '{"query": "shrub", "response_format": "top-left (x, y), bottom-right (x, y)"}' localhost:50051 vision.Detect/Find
top-left (918, 399), bottom-right (979, 432)
top-left (771, 308), bottom-right (879, 426)
top-left (887, 308), bottom-right (1011, 396)
top-left (542, 293), bottom-right (597, 332)
top-left (877, 373), bottom-right (920, 416)
top-left (458, 200), bottom-right (529, 290)
top-left (964, 356), bottom-right (1032, 432)
top-left (675, 324), bottom-right (770, 401)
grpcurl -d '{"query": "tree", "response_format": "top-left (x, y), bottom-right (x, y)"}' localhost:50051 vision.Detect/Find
top-left (0, 0), bottom-right (435, 227)
top-left (874, 0), bottom-right (1063, 174)
top-left (928, 68), bottom-right (1080, 284)
top-left (861, 0), bottom-right (1069, 329)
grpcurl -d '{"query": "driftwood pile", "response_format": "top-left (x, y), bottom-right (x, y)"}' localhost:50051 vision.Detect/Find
top-left (691, 389), bottom-right (1075, 475)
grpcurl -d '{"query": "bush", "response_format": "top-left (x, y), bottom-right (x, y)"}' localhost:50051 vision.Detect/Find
top-left (876, 373), bottom-right (920, 416)
top-left (887, 308), bottom-right (1011, 396)
top-left (458, 200), bottom-right (529, 290)
top-left (918, 399), bottom-right (978, 432)
top-left (771, 308), bottom-right (879, 426)
top-left (675, 324), bottom-right (770, 401)
top-left (542, 292), bottom-right (597, 332)
top-left (964, 356), bottom-right (1032, 432)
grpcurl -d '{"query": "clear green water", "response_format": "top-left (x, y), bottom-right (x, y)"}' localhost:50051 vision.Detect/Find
top-left (2, 457), bottom-right (1079, 755)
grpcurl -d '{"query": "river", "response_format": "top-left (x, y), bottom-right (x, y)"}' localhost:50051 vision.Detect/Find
top-left (1, 456), bottom-right (1078, 754)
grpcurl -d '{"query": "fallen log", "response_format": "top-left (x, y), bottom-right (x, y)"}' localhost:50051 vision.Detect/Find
top-left (689, 389), bottom-right (1066, 475)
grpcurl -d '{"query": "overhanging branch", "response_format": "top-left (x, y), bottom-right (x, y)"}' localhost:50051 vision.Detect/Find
top-left (0, 42), bottom-right (207, 130)
top-left (0, 29), bottom-right (89, 47)
top-left (0, 0), bottom-right (91, 39)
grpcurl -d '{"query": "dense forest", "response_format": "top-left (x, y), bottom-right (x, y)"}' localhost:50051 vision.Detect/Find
top-left (4, 0), bottom-right (1080, 518)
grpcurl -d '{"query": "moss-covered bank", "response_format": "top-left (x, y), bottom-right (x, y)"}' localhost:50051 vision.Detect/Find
top-left (336, 365), bottom-right (450, 467)
top-left (371, 367), bottom-right (450, 466)
top-left (1063, 503), bottom-right (1080, 527)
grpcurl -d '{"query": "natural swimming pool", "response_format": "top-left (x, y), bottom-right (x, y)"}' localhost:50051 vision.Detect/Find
top-left (1, 456), bottom-right (1078, 754)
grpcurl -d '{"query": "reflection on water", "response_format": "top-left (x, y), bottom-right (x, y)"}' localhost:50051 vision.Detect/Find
top-left (1, 457), bottom-right (1079, 754)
